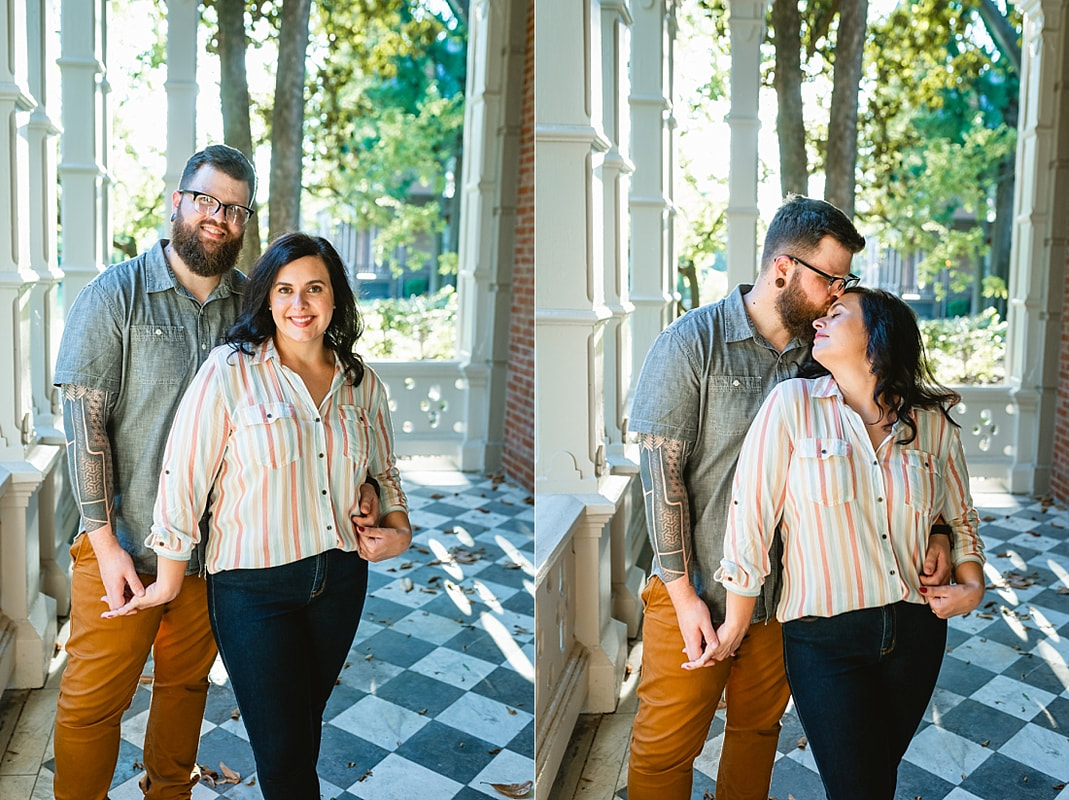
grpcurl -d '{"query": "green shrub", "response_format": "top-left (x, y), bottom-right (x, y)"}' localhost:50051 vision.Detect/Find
top-left (359, 285), bottom-right (458, 361)
top-left (919, 307), bottom-right (1006, 386)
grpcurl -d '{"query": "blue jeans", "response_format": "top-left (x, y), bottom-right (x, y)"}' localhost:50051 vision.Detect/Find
top-left (207, 548), bottom-right (368, 800)
top-left (781, 601), bottom-right (946, 800)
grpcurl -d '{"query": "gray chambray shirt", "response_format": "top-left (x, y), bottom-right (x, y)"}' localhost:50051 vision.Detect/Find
top-left (629, 285), bottom-right (811, 625)
top-left (54, 241), bottom-right (246, 575)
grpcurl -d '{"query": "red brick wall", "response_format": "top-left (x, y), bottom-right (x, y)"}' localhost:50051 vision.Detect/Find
top-left (501, 0), bottom-right (534, 492)
top-left (1051, 248), bottom-right (1069, 502)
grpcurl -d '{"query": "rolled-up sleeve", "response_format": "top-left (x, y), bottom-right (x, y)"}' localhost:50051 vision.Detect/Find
top-left (716, 383), bottom-right (792, 596)
top-left (147, 358), bottom-right (230, 561)
top-left (942, 425), bottom-right (984, 568)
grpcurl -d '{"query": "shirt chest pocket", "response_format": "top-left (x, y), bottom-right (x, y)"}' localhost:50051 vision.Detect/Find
top-left (901, 450), bottom-right (939, 511)
top-left (796, 438), bottom-right (855, 506)
top-left (337, 405), bottom-right (372, 467)
top-left (234, 403), bottom-right (303, 468)
top-left (707, 375), bottom-right (764, 436)
top-left (130, 326), bottom-right (189, 385)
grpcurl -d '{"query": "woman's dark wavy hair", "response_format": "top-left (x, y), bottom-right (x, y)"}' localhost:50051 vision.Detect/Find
top-left (226, 232), bottom-right (365, 386)
top-left (802, 286), bottom-right (960, 445)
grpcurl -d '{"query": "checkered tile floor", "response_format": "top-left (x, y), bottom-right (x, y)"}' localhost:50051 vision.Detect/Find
top-left (35, 462), bottom-right (535, 800)
top-left (617, 490), bottom-right (1069, 800)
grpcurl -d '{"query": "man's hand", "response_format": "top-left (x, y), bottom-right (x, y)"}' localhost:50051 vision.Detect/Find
top-left (351, 481), bottom-right (381, 528)
top-left (920, 533), bottom-right (952, 586)
top-left (102, 557), bottom-right (185, 619)
top-left (87, 528), bottom-right (145, 611)
top-left (664, 579), bottom-right (718, 669)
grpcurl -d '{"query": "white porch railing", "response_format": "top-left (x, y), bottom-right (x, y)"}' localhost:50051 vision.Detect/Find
top-left (369, 360), bottom-right (466, 458)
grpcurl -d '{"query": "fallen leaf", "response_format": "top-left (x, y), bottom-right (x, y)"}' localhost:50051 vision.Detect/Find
top-left (219, 763), bottom-right (241, 784)
top-left (358, 768), bottom-right (373, 782)
top-left (483, 781), bottom-right (533, 799)
top-left (229, 707), bottom-right (241, 720)
top-left (430, 492), bottom-right (445, 499)
top-left (401, 577), bottom-right (414, 592)
top-left (797, 736), bottom-right (807, 750)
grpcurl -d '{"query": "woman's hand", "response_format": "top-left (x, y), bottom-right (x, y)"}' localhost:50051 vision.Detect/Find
top-left (354, 510), bottom-right (412, 563)
top-left (923, 581), bottom-right (985, 619)
top-left (703, 620), bottom-right (749, 664)
top-left (101, 557), bottom-right (186, 618)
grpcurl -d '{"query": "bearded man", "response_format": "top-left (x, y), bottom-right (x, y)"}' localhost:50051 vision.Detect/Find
top-left (626, 194), bottom-right (954, 800)
top-left (52, 145), bottom-right (256, 800)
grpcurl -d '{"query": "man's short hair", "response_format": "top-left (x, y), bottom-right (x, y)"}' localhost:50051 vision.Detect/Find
top-left (179, 144), bottom-right (257, 205)
top-left (760, 194), bottom-right (866, 271)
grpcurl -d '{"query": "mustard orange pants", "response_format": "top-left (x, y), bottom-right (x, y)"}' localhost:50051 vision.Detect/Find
top-left (628, 576), bottom-right (791, 800)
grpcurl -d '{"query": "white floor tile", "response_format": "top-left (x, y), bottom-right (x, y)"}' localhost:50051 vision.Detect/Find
top-left (331, 694), bottom-right (431, 751)
top-left (467, 748), bottom-right (535, 798)
top-left (409, 646), bottom-right (499, 690)
top-left (998, 721), bottom-right (1069, 781)
top-left (946, 636), bottom-right (1027, 674)
top-left (391, 610), bottom-right (466, 645)
top-left (969, 674), bottom-right (1056, 721)
top-left (902, 725), bottom-right (991, 785)
top-left (346, 753), bottom-right (463, 799)
top-left (435, 691), bottom-right (533, 748)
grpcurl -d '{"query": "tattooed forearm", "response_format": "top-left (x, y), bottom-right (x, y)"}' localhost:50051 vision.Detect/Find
top-left (62, 385), bottom-right (116, 533)
top-left (638, 433), bottom-right (692, 583)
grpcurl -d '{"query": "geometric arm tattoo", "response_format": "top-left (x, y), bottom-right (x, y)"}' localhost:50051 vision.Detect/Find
top-left (61, 384), bottom-right (117, 533)
top-left (638, 433), bottom-right (692, 585)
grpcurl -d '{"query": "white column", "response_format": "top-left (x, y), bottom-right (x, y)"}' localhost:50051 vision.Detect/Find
top-left (58, 0), bottom-right (106, 305)
top-left (165, 0), bottom-right (198, 197)
top-left (0, 0), bottom-right (38, 462)
top-left (1005, 0), bottom-right (1067, 494)
top-left (456, 0), bottom-right (525, 472)
top-left (627, 0), bottom-right (674, 400)
top-left (26, 0), bottom-right (64, 444)
top-left (725, 0), bottom-right (768, 289)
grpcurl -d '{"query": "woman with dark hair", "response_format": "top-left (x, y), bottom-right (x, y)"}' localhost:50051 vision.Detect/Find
top-left (711, 287), bottom-right (985, 799)
top-left (107, 232), bottom-right (411, 798)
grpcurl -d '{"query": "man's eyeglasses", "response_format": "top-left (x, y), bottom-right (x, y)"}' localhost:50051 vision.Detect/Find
top-left (782, 254), bottom-right (860, 294)
top-left (177, 190), bottom-right (255, 227)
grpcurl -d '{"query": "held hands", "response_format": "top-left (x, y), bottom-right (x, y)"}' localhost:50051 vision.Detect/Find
top-left (100, 556), bottom-right (185, 619)
top-left (663, 580), bottom-right (720, 669)
top-left (922, 581), bottom-right (985, 619)
top-left (87, 527), bottom-right (146, 611)
top-left (354, 510), bottom-right (413, 563)
top-left (919, 533), bottom-right (952, 586)
top-left (351, 481), bottom-right (381, 528)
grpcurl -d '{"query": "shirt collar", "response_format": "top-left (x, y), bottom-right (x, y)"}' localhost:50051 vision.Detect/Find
top-left (723, 284), bottom-right (810, 352)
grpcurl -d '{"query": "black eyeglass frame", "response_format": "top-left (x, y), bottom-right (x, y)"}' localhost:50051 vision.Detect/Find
top-left (177, 189), bottom-right (256, 226)
top-left (780, 253), bottom-right (860, 294)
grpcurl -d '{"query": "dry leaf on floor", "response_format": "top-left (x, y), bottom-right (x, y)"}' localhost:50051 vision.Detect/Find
top-left (229, 707), bottom-right (240, 720)
top-left (483, 780), bottom-right (533, 798)
top-left (401, 577), bottom-right (414, 592)
top-left (219, 763), bottom-right (241, 784)
top-left (797, 736), bottom-right (807, 750)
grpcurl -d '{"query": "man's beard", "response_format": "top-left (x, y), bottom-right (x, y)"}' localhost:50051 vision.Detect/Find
top-left (775, 270), bottom-right (827, 344)
top-left (171, 210), bottom-right (244, 278)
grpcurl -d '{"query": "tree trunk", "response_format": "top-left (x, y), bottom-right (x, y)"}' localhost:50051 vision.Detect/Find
top-left (217, 0), bottom-right (261, 269)
top-left (268, 0), bottom-right (313, 240)
top-left (772, 0), bottom-right (807, 197)
top-left (824, 0), bottom-right (868, 217)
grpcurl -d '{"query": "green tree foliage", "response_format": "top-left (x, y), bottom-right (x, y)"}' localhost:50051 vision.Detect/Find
top-left (304, 0), bottom-right (467, 276)
top-left (861, 0), bottom-right (1021, 309)
top-left (920, 307), bottom-right (1006, 385)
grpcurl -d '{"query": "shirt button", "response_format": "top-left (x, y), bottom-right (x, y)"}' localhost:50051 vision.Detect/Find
top-left (733, 380), bottom-right (740, 387)
top-left (155, 329), bottom-right (162, 335)
top-left (315, 417), bottom-right (321, 422)
top-left (890, 569), bottom-right (896, 575)
top-left (321, 489), bottom-right (327, 495)
top-left (327, 525), bottom-right (333, 530)
top-left (877, 497), bottom-right (884, 503)
top-left (319, 453), bottom-right (325, 458)
top-left (872, 460), bottom-right (878, 465)
top-left (201, 344), bottom-right (207, 350)
top-left (882, 534), bottom-right (888, 539)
